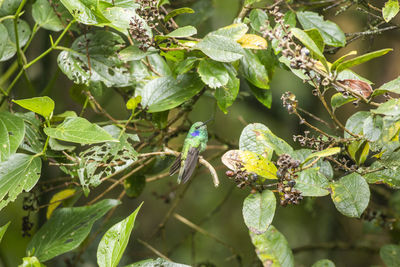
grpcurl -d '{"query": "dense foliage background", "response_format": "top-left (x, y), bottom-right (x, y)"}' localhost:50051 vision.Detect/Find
top-left (1, 0), bottom-right (400, 266)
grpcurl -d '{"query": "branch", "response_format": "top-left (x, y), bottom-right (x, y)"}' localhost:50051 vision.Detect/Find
top-left (293, 241), bottom-right (379, 254)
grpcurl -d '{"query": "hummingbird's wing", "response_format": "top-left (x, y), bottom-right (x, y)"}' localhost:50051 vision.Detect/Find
top-left (180, 147), bottom-right (199, 183)
top-left (169, 153), bottom-right (182, 176)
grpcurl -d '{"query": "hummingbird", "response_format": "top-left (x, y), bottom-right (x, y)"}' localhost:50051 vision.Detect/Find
top-left (169, 121), bottom-right (209, 184)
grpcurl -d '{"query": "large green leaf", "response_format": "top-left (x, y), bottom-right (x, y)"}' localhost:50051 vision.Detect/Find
top-left (372, 75), bottom-right (400, 97)
top-left (249, 9), bottom-right (268, 33)
top-left (292, 149), bottom-right (334, 179)
top-left (0, 0), bottom-right (22, 16)
top-left (0, 154), bottom-right (42, 211)
top-left (32, 0), bottom-right (68, 31)
top-left (250, 225), bottom-right (294, 267)
top-left (0, 111), bottom-right (25, 162)
top-left (243, 190), bottom-right (276, 234)
top-left (383, 0), bottom-right (399, 22)
top-left (335, 48), bottom-right (392, 73)
top-left (214, 64), bottom-right (239, 114)
top-left (166, 26), bottom-right (197, 38)
top-left (13, 96), bottom-right (55, 119)
top-left (239, 123), bottom-right (293, 159)
top-left (239, 49), bottom-right (269, 89)
top-left (248, 82), bottom-right (272, 108)
top-left (74, 125), bottom-right (138, 195)
top-left (297, 11), bottom-right (345, 47)
top-left (164, 7), bottom-right (194, 22)
top-left (59, 0), bottom-right (110, 25)
top-left (27, 199), bottom-right (120, 262)
top-left (195, 34), bottom-right (244, 62)
top-left (295, 168), bottom-right (329, 197)
top-left (304, 28), bottom-right (324, 52)
top-left (344, 111), bottom-right (370, 138)
top-left (57, 31), bottom-right (133, 87)
top-left (141, 73), bottom-right (204, 113)
top-left (363, 115), bottom-right (383, 142)
top-left (126, 258), bottom-right (191, 267)
top-left (97, 203), bottom-right (143, 267)
top-left (197, 59), bottom-right (229, 88)
top-left (380, 244), bottom-right (400, 267)
top-left (330, 173), bottom-right (370, 218)
top-left (0, 221), bottom-right (10, 244)
top-left (364, 162), bottom-right (400, 188)
top-left (44, 117), bottom-right (117, 144)
top-left (371, 98), bottom-right (400, 116)
top-left (211, 23), bottom-right (248, 41)
top-left (0, 19), bottom-right (31, 62)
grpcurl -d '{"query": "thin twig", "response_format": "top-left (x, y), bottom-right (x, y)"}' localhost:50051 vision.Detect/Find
top-left (137, 239), bottom-right (171, 260)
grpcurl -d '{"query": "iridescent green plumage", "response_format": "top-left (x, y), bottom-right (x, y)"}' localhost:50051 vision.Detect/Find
top-left (169, 122), bottom-right (208, 183)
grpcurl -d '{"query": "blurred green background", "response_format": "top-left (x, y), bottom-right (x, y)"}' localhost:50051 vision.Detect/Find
top-left (1, 0), bottom-right (400, 266)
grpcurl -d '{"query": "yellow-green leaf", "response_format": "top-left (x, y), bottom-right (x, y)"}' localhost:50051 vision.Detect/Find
top-left (237, 34), bottom-right (267, 49)
top-left (126, 96), bottom-right (142, 110)
top-left (46, 189), bottom-right (77, 219)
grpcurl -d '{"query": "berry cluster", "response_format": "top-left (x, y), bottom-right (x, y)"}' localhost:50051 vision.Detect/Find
top-left (276, 154), bottom-right (303, 206)
top-left (225, 168), bottom-right (259, 189)
top-left (135, 0), bottom-right (161, 28)
top-left (293, 131), bottom-right (334, 151)
top-left (129, 17), bottom-right (152, 50)
top-left (281, 91), bottom-right (297, 114)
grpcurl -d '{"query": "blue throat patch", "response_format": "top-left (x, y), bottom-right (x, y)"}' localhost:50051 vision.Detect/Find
top-left (191, 130), bottom-right (200, 137)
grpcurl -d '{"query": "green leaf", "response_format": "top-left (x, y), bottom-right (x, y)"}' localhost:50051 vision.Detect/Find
top-left (164, 7), bottom-right (194, 22)
top-left (211, 23), bottom-right (248, 41)
top-left (0, 221), bottom-right (10, 244)
top-left (304, 28), bottom-right (324, 52)
top-left (239, 123), bottom-right (293, 159)
top-left (331, 93), bottom-right (356, 111)
top-left (250, 225), bottom-right (294, 267)
top-left (75, 126), bottom-right (138, 195)
top-left (383, 0), bottom-right (399, 22)
top-left (373, 75), bottom-right (400, 97)
top-left (13, 96), bottom-right (55, 119)
top-left (330, 51), bottom-right (357, 72)
top-left (0, 19), bottom-right (31, 62)
top-left (195, 34), bottom-right (244, 62)
top-left (335, 48), bottom-right (392, 73)
top-left (290, 28), bottom-right (327, 70)
top-left (363, 115), bottom-right (383, 142)
top-left (239, 49), bottom-right (269, 89)
top-left (97, 203), bottom-right (143, 267)
top-left (27, 199), bottom-right (120, 262)
top-left (297, 11), bottom-right (346, 47)
top-left (364, 162), bottom-right (400, 188)
top-left (118, 46), bottom-right (155, 61)
top-left (292, 149), bottom-right (334, 179)
top-left (330, 173), bottom-right (370, 218)
top-left (174, 57), bottom-right (198, 75)
top-left (0, 111), bottom-right (25, 162)
top-left (126, 258), bottom-right (190, 267)
top-left (0, 154), bottom-right (42, 211)
top-left (58, 31), bottom-right (133, 87)
top-left (215, 64), bottom-right (239, 113)
top-left (302, 147), bottom-right (341, 166)
top-left (152, 111), bottom-right (169, 129)
top-left (371, 98), bottom-right (400, 116)
top-left (44, 117), bottom-right (117, 144)
top-left (380, 244), bottom-right (400, 267)
top-left (60, 0), bottom-right (110, 25)
top-left (312, 259), bottom-right (336, 267)
top-left (141, 73), bottom-right (204, 113)
top-left (243, 190), bottom-right (276, 234)
top-left (32, 0), bottom-right (66, 31)
top-left (248, 82), bottom-right (272, 108)
top-left (295, 168), bottom-right (330, 197)
top-left (344, 111), bottom-right (370, 138)
top-left (249, 9), bottom-right (268, 33)
top-left (19, 256), bottom-right (45, 267)
top-left (0, 0), bottom-right (22, 16)
top-left (198, 59), bottom-right (229, 88)
top-left (124, 175), bottom-right (146, 198)
top-left (166, 26), bottom-right (197, 38)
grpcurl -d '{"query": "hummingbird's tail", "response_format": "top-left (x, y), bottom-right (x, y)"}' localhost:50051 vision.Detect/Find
top-left (178, 147), bottom-right (199, 184)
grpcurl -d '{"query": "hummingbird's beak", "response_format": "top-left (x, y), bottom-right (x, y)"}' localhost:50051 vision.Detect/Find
top-left (195, 118), bottom-right (214, 129)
